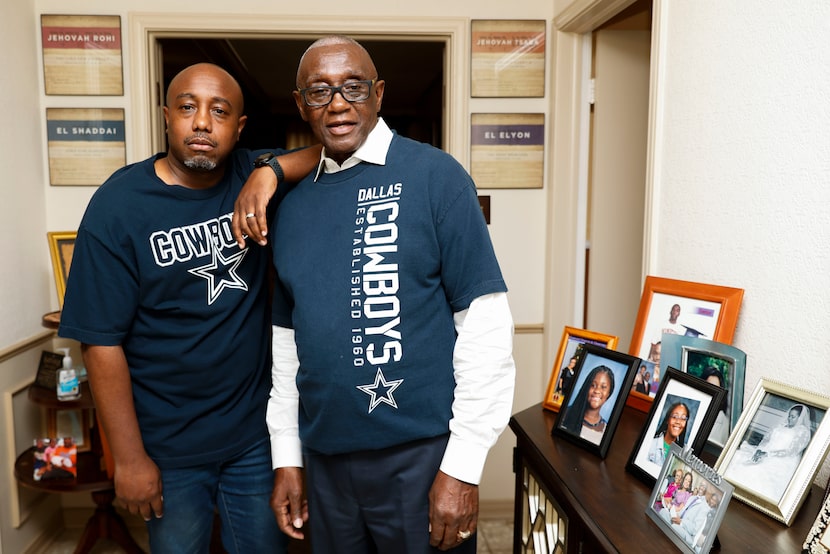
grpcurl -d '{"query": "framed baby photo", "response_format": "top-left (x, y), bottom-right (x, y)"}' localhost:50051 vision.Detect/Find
top-left (715, 379), bottom-right (830, 526)
top-left (646, 443), bottom-right (733, 554)
top-left (626, 276), bottom-right (743, 413)
top-left (661, 334), bottom-right (746, 456)
top-left (627, 368), bottom-right (725, 486)
top-left (542, 326), bottom-right (619, 413)
top-left (552, 344), bottom-right (639, 458)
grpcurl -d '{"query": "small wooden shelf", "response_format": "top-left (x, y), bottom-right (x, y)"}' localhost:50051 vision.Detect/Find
top-left (14, 384), bottom-right (144, 554)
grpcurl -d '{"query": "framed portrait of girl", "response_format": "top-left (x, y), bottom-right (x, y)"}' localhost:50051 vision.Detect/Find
top-left (552, 344), bottom-right (639, 458)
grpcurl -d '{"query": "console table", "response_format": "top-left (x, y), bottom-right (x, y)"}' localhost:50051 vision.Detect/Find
top-left (509, 403), bottom-right (823, 553)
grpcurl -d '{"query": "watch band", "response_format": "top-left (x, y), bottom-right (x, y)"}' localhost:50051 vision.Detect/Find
top-left (253, 153), bottom-right (285, 184)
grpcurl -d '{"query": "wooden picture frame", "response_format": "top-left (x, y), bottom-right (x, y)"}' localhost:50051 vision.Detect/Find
top-left (552, 344), bottom-right (639, 458)
top-left (627, 276), bottom-right (744, 412)
top-left (627, 368), bottom-right (726, 486)
top-left (715, 379), bottom-right (830, 526)
top-left (543, 326), bottom-right (619, 412)
top-left (47, 231), bottom-right (76, 308)
top-left (646, 444), bottom-right (734, 554)
top-left (661, 335), bottom-right (746, 456)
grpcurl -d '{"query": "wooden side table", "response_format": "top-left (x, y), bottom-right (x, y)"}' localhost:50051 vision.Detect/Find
top-left (509, 403), bottom-right (824, 553)
top-left (14, 382), bottom-right (144, 554)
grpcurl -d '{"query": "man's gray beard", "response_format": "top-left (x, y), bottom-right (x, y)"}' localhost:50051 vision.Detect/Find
top-left (184, 157), bottom-right (217, 171)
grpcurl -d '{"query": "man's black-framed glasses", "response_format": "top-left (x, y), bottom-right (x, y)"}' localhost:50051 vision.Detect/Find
top-left (297, 79), bottom-right (376, 107)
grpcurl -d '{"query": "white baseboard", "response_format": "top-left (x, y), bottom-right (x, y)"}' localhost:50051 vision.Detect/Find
top-left (479, 499), bottom-right (514, 521)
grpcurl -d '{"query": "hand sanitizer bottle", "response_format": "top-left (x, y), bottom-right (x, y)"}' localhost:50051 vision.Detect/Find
top-left (56, 347), bottom-right (81, 401)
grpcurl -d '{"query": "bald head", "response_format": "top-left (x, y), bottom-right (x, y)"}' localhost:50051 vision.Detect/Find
top-left (161, 62), bottom-right (247, 185)
top-left (167, 63), bottom-right (245, 114)
top-left (296, 35), bottom-right (377, 87)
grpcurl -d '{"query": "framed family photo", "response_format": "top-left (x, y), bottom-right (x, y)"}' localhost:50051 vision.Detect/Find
top-left (542, 326), bottom-right (619, 412)
top-left (661, 335), bottom-right (746, 455)
top-left (627, 276), bottom-right (744, 412)
top-left (552, 344), bottom-right (639, 458)
top-left (646, 444), bottom-right (733, 554)
top-left (715, 379), bottom-right (830, 526)
top-left (627, 368), bottom-right (726, 486)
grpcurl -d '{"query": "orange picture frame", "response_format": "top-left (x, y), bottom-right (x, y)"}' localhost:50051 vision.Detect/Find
top-left (543, 326), bottom-right (619, 412)
top-left (626, 276), bottom-right (744, 412)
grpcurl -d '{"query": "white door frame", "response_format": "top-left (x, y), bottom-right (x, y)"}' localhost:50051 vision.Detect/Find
top-left (127, 13), bottom-right (468, 163)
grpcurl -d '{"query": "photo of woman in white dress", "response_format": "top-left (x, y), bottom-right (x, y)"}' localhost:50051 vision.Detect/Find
top-left (724, 402), bottom-right (813, 502)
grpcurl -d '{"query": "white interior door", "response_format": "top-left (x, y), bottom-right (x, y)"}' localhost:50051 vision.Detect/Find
top-left (586, 28), bottom-right (651, 351)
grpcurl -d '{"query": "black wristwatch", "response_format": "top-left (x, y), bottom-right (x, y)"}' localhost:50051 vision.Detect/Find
top-left (253, 152), bottom-right (285, 184)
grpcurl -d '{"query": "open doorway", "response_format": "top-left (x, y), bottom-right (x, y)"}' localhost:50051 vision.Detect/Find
top-left (157, 37), bottom-right (445, 151)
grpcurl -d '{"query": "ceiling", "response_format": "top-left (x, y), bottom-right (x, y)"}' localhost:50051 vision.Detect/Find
top-left (158, 38), bottom-right (446, 148)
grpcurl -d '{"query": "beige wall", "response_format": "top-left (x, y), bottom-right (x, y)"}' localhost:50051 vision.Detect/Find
top-left (5, 0), bottom-right (830, 550)
top-left (646, 0), bottom-right (830, 486)
top-left (3, 1), bottom-right (555, 550)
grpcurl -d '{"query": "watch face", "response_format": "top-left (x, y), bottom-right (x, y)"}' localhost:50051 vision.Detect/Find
top-left (254, 153), bottom-right (275, 165)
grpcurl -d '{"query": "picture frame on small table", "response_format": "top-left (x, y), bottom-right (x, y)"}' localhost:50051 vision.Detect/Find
top-left (715, 378), bottom-right (830, 526)
top-left (542, 326), bottom-right (619, 413)
top-left (646, 443), bottom-right (733, 554)
top-left (627, 367), bottom-right (725, 486)
top-left (660, 335), bottom-right (746, 456)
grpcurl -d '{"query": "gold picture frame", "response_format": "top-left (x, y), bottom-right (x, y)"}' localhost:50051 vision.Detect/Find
top-left (47, 231), bottom-right (76, 308)
top-left (542, 326), bottom-right (619, 412)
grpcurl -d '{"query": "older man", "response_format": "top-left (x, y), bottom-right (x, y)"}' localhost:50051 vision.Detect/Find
top-left (260, 36), bottom-right (516, 552)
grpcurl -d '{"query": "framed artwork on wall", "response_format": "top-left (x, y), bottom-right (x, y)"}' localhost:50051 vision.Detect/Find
top-left (46, 108), bottom-right (126, 186)
top-left (41, 14), bottom-right (123, 95)
top-left (470, 113), bottom-right (545, 189)
top-left (470, 19), bottom-right (546, 97)
top-left (47, 231), bottom-right (76, 308)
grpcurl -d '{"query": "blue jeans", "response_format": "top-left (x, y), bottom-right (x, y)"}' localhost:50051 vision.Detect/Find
top-left (146, 437), bottom-right (285, 554)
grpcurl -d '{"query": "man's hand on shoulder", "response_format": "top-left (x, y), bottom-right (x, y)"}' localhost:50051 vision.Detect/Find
top-left (232, 166), bottom-right (277, 248)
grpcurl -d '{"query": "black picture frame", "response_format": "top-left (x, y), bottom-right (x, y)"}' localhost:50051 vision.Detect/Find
top-left (646, 443), bottom-right (734, 554)
top-left (626, 367), bottom-right (726, 486)
top-left (552, 344), bottom-right (640, 458)
top-left (34, 350), bottom-right (64, 391)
